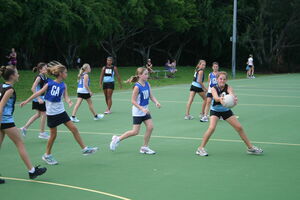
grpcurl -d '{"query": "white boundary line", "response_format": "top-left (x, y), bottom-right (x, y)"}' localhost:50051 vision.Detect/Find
top-left (0, 176), bottom-right (131, 200)
top-left (28, 129), bottom-right (300, 147)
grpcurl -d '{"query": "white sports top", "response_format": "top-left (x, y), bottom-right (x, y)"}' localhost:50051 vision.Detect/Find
top-left (248, 57), bottom-right (253, 66)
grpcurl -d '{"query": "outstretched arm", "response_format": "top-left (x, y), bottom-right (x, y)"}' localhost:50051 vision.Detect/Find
top-left (20, 84), bottom-right (48, 107)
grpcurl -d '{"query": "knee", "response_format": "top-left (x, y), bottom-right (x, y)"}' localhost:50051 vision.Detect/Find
top-left (235, 125), bottom-right (243, 132)
top-left (147, 125), bottom-right (154, 132)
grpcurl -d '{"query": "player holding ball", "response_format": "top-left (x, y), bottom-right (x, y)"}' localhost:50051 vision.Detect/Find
top-left (195, 71), bottom-right (263, 156)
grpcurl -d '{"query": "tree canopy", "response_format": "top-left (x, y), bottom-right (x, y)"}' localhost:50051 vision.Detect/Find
top-left (1, 0), bottom-right (299, 72)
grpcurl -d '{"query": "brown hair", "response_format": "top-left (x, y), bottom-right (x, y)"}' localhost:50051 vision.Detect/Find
top-left (32, 62), bottom-right (47, 73)
top-left (0, 65), bottom-right (17, 81)
top-left (47, 61), bottom-right (66, 77)
top-left (126, 67), bottom-right (148, 83)
top-left (212, 62), bottom-right (219, 66)
top-left (217, 71), bottom-right (228, 79)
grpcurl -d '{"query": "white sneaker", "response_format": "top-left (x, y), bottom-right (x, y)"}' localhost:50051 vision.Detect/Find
top-left (184, 115), bottom-right (194, 120)
top-left (110, 135), bottom-right (120, 151)
top-left (247, 146), bottom-right (263, 155)
top-left (200, 116), bottom-right (209, 122)
top-left (39, 132), bottom-right (50, 140)
top-left (20, 127), bottom-right (27, 136)
top-left (252, 76), bottom-right (255, 79)
top-left (94, 114), bottom-right (104, 120)
top-left (140, 146), bottom-right (156, 155)
top-left (70, 116), bottom-right (80, 123)
top-left (196, 148), bottom-right (208, 156)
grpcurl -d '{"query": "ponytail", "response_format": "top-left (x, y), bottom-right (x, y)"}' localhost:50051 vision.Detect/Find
top-left (77, 63), bottom-right (90, 80)
top-left (125, 67), bottom-right (148, 83)
top-left (125, 75), bottom-right (139, 83)
top-left (32, 62), bottom-right (47, 73)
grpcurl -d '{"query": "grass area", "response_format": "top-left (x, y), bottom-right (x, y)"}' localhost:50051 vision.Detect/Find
top-left (13, 66), bottom-right (251, 101)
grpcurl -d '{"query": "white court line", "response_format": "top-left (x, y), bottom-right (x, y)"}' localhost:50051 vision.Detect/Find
top-left (28, 129), bottom-right (300, 147)
top-left (80, 98), bottom-right (300, 108)
top-left (0, 176), bottom-right (131, 200)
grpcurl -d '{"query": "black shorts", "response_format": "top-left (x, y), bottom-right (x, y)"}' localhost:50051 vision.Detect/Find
top-left (47, 111), bottom-right (71, 128)
top-left (103, 82), bottom-right (115, 90)
top-left (210, 110), bottom-right (234, 120)
top-left (248, 65), bottom-right (253, 68)
top-left (206, 92), bottom-right (213, 98)
top-left (133, 114), bottom-right (152, 125)
top-left (32, 101), bottom-right (46, 112)
top-left (77, 93), bottom-right (91, 99)
top-left (190, 85), bottom-right (204, 93)
top-left (0, 123), bottom-right (16, 130)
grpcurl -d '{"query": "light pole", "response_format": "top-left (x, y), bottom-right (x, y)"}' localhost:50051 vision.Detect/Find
top-left (232, 0), bottom-right (237, 79)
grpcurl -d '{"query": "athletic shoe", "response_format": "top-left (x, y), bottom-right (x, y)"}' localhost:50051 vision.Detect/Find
top-left (200, 116), bottom-right (209, 122)
top-left (110, 135), bottom-right (120, 151)
top-left (140, 146), bottom-right (156, 155)
top-left (0, 178), bottom-right (5, 184)
top-left (70, 116), bottom-right (80, 123)
top-left (82, 146), bottom-right (99, 156)
top-left (184, 115), bottom-right (194, 120)
top-left (42, 154), bottom-right (58, 165)
top-left (94, 114), bottom-right (104, 120)
top-left (29, 165), bottom-right (47, 179)
top-left (251, 76), bottom-right (255, 79)
top-left (104, 110), bottom-right (112, 114)
top-left (20, 127), bottom-right (27, 136)
top-left (196, 148), bottom-right (208, 156)
top-left (247, 146), bottom-right (263, 155)
top-left (38, 132), bottom-right (50, 140)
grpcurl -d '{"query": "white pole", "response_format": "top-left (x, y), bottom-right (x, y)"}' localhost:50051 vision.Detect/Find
top-left (232, 0), bottom-right (237, 79)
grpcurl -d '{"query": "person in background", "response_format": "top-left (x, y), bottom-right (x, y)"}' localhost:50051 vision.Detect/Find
top-left (7, 48), bottom-right (17, 67)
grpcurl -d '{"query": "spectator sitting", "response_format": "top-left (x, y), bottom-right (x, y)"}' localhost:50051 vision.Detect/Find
top-left (166, 59), bottom-right (177, 78)
top-left (145, 58), bottom-right (154, 73)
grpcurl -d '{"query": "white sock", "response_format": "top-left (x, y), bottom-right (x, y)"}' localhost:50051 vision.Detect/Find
top-left (83, 147), bottom-right (88, 150)
top-left (28, 167), bottom-right (35, 173)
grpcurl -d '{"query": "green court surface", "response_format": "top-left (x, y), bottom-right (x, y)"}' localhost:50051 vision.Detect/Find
top-left (1, 74), bottom-right (300, 200)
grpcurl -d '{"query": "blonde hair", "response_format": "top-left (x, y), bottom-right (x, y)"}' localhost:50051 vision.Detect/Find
top-left (126, 67), bottom-right (148, 83)
top-left (47, 61), bottom-right (66, 77)
top-left (78, 63), bottom-right (90, 79)
top-left (195, 59), bottom-right (206, 71)
top-left (217, 71), bottom-right (228, 79)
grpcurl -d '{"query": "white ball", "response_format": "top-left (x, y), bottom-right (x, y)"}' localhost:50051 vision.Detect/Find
top-left (222, 94), bottom-right (236, 108)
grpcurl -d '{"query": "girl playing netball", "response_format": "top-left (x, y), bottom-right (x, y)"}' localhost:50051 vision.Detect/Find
top-left (200, 62), bottom-right (219, 122)
top-left (196, 71), bottom-right (263, 156)
top-left (99, 57), bottom-right (122, 114)
top-left (0, 66), bottom-right (47, 181)
top-left (110, 67), bottom-right (161, 154)
top-left (20, 62), bottom-right (98, 165)
top-left (70, 64), bottom-right (104, 122)
top-left (185, 60), bottom-right (207, 120)
top-left (20, 63), bottom-right (49, 139)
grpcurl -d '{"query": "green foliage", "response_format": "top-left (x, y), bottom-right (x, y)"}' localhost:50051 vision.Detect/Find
top-left (0, 0), bottom-right (299, 72)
